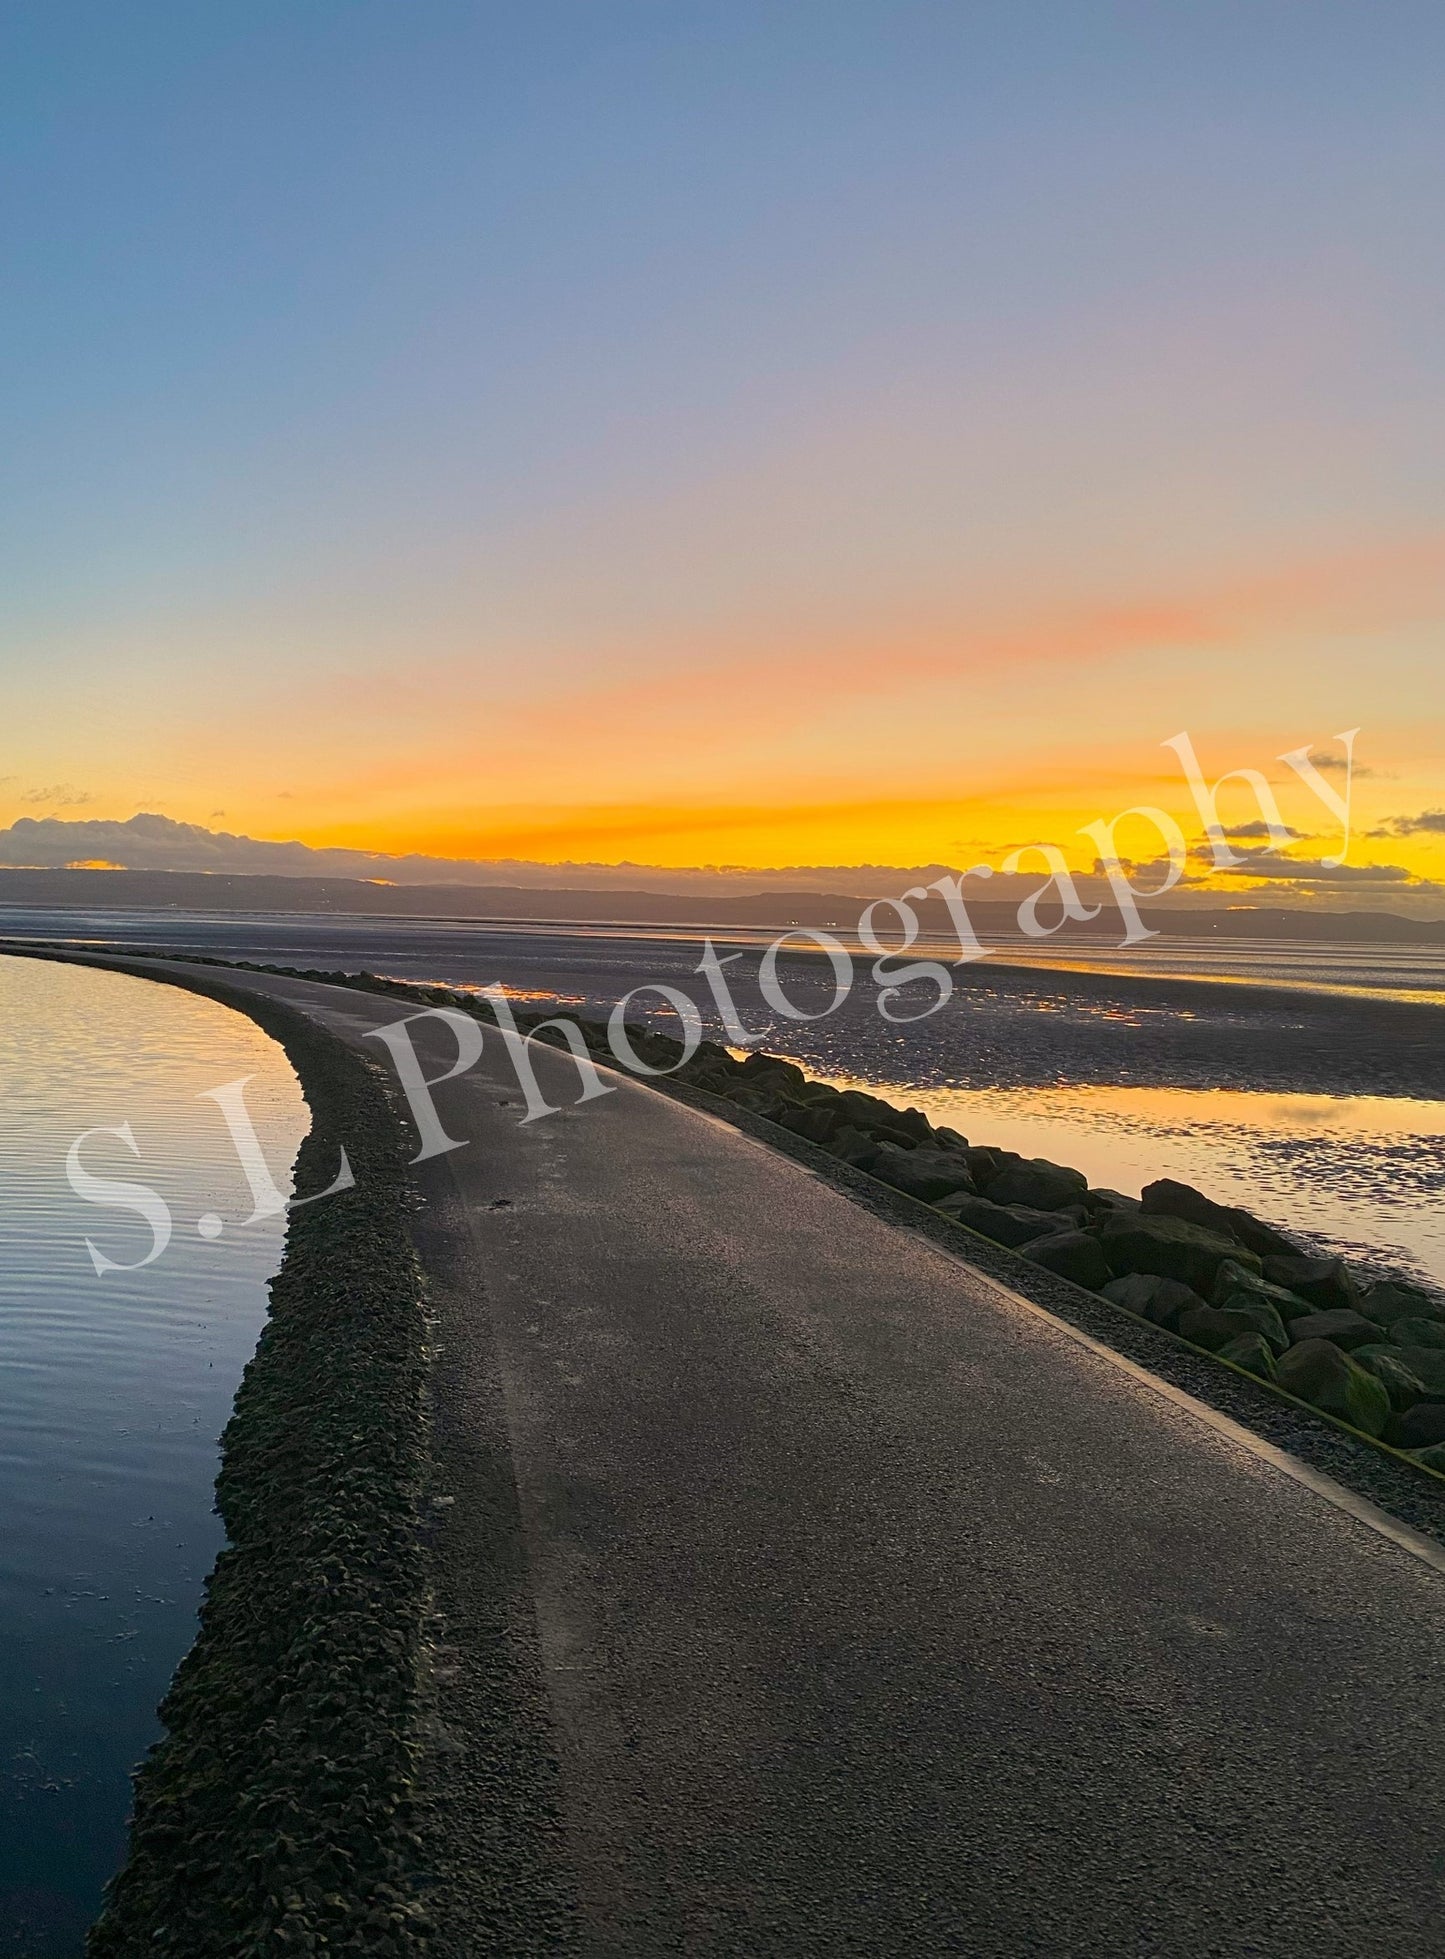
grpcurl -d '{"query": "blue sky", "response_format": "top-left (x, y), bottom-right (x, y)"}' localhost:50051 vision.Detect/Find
top-left (2, 3), bottom-right (1442, 887)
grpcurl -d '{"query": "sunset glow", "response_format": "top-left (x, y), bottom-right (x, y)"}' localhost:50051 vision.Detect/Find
top-left (2, 6), bottom-right (1442, 904)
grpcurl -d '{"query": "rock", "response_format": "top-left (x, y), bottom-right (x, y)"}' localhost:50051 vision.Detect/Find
top-left (830, 1125), bottom-right (880, 1169)
top-left (1276, 1339), bottom-right (1391, 1437)
top-left (1140, 1178), bottom-right (1300, 1259)
top-left (1178, 1301), bottom-right (1290, 1356)
top-left (835, 1090), bottom-right (926, 1148)
top-left (833, 1088), bottom-right (932, 1141)
top-left (934, 1125), bottom-right (970, 1151)
top-left (986, 1157), bottom-right (1090, 1211)
top-left (1387, 1402), bottom-right (1445, 1450)
top-left (1261, 1255), bottom-right (1358, 1313)
top-left (739, 1051), bottom-right (807, 1091)
top-left (727, 1087), bottom-right (787, 1116)
top-left (1100, 1272), bottom-right (1160, 1314)
top-left (933, 1191), bottom-right (1062, 1247)
top-left (869, 1143), bottom-right (975, 1203)
top-left (777, 1104), bottom-right (847, 1147)
top-left (1102, 1273), bottom-right (1205, 1330)
top-left (687, 1038), bottom-right (735, 1071)
top-left (1084, 1188), bottom-right (1141, 1215)
top-left (1390, 1347), bottom-right (1445, 1398)
top-left (1359, 1279), bottom-right (1444, 1326)
top-left (964, 1146), bottom-right (1020, 1186)
top-left (1099, 1212), bottom-right (1260, 1294)
top-left (1385, 1317), bottom-right (1445, 1351)
top-left (1286, 1309), bottom-right (1385, 1352)
top-left (793, 1081), bottom-right (844, 1106)
top-left (1023, 1230), bottom-right (1112, 1289)
top-left (685, 1062), bottom-right (739, 1093)
top-left (1353, 1346), bottom-right (1427, 1413)
top-left (1215, 1331), bottom-right (1279, 1380)
top-left (1210, 1260), bottom-right (1314, 1320)
top-left (1409, 1443), bottom-right (1445, 1475)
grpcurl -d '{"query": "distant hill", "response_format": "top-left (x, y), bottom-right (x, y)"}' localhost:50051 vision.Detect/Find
top-left (1, 866), bottom-right (1442, 944)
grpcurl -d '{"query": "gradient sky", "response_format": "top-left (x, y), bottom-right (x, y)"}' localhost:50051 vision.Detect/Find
top-left (3, 3), bottom-right (1443, 896)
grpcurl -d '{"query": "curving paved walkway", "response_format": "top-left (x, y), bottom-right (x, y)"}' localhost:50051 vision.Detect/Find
top-left (68, 963), bottom-right (1445, 1953)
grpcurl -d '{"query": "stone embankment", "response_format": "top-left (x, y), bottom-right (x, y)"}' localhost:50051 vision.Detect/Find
top-left (683, 1049), bottom-right (1445, 1473)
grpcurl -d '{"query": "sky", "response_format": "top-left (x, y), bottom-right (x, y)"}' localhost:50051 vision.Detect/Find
top-left (2, 2), bottom-right (1443, 905)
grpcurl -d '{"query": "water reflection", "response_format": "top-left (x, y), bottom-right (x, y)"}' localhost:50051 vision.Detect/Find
top-left (808, 1071), bottom-right (1445, 1289)
top-left (0, 957), bottom-right (308, 1955)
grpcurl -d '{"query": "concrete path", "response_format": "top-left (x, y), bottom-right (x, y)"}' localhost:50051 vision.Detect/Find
top-left (83, 965), bottom-right (1445, 1952)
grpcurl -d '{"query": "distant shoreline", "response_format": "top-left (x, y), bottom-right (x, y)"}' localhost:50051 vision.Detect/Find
top-left (2, 863), bottom-right (1443, 943)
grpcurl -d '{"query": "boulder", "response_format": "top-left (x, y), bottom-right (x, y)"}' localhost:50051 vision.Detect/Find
top-left (869, 1143), bottom-right (975, 1203)
top-left (1286, 1309), bottom-right (1385, 1353)
top-left (1409, 1443), bottom-right (1445, 1475)
top-left (1100, 1272), bottom-right (1161, 1315)
top-left (1084, 1188), bottom-right (1141, 1216)
top-left (830, 1125), bottom-right (880, 1169)
top-left (1276, 1339), bottom-right (1390, 1437)
top-left (1210, 1260), bottom-right (1314, 1320)
top-left (986, 1157), bottom-right (1090, 1211)
top-left (1261, 1255), bottom-right (1358, 1313)
top-left (739, 1051), bottom-right (807, 1091)
top-left (1215, 1331), bottom-right (1279, 1380)
top-left (934, 1125), bottom-right (970, 1151)
top-left (835, 1090), bottom-right (926, 1148)
top-left (727, 1087), bottom-right (791, 1117)
top-left (687, 1039), bottom-right (736, 1073)
top-left (1140, 1178), bottom-right (1300, 1259)
top-left (793, 1081), bottom-right (844, 1106)
top-left (1386, 1317), bottom-right (1445, 1351)
top-left (1359, 1279), bottom-right (1444, 1326)
top-left (964, 1146), bottom-right (1020, 1186)
top-left (1390, 1347), bottom-right (1445, 1398)
top-left (933, 1191), bottom-right (1061, 1246)
top-left (1178, 1301), bottom-right (1290, 1356)
top-left (897, 1106), bottom-right (936, 1142)
top-left (1023, 1230), bottom-right (1111, 1289)
top-left (1353, 1346), bottom-right (1427, 1413)
top-left (1099, 1212), bottom-right (1260, 1294)
top-left (1101, 1273), bottom-right (1205, 1331)
top-left (777, 1104), bottom-right (848, 1147)
top-left (684, 1061), bottom-right (740, 1094)
top-left (1387, 1402), bottom-right (1445, 1450)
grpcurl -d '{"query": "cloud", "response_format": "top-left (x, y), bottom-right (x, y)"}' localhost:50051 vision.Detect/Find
top-left (0, 812), bottom-right (1438, 913)
top-left (1217, 849), bottom-right (1415, 883)
top-left (1213, 820), bottom-right (1305, 840)
top-left (1370, 809), bottom-right (1445, 837)
top-left (1304, 749), bottom-right (1376, 778)
top-left (0, 810), bottom-right (979, 894)
top-left (19, 784), bottom-right (96, 808)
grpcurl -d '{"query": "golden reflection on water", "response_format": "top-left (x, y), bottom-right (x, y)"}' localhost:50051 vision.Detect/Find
top-left (803, 1067), bottom-right (1445, 1287)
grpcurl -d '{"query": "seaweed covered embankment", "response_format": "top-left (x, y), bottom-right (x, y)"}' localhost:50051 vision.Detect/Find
top-left (86, 987), bottom-right (430, 1957)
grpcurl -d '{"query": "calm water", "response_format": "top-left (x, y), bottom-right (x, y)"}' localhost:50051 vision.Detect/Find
top-left (807, 1072), bottom-right (1445, 1292)
top-left (1, 902), bottom-right (1444, 1004)
top-left (1, 904), bottom-right (1442, 1292)
top-left (0, 957), bottom-right (308, 1955)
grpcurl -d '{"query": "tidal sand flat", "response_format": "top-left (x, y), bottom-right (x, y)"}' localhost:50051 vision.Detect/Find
top-left (5, 907), bottom-right (1443, 1279)
top-left (0, 957), bottom-right (307, 1954)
